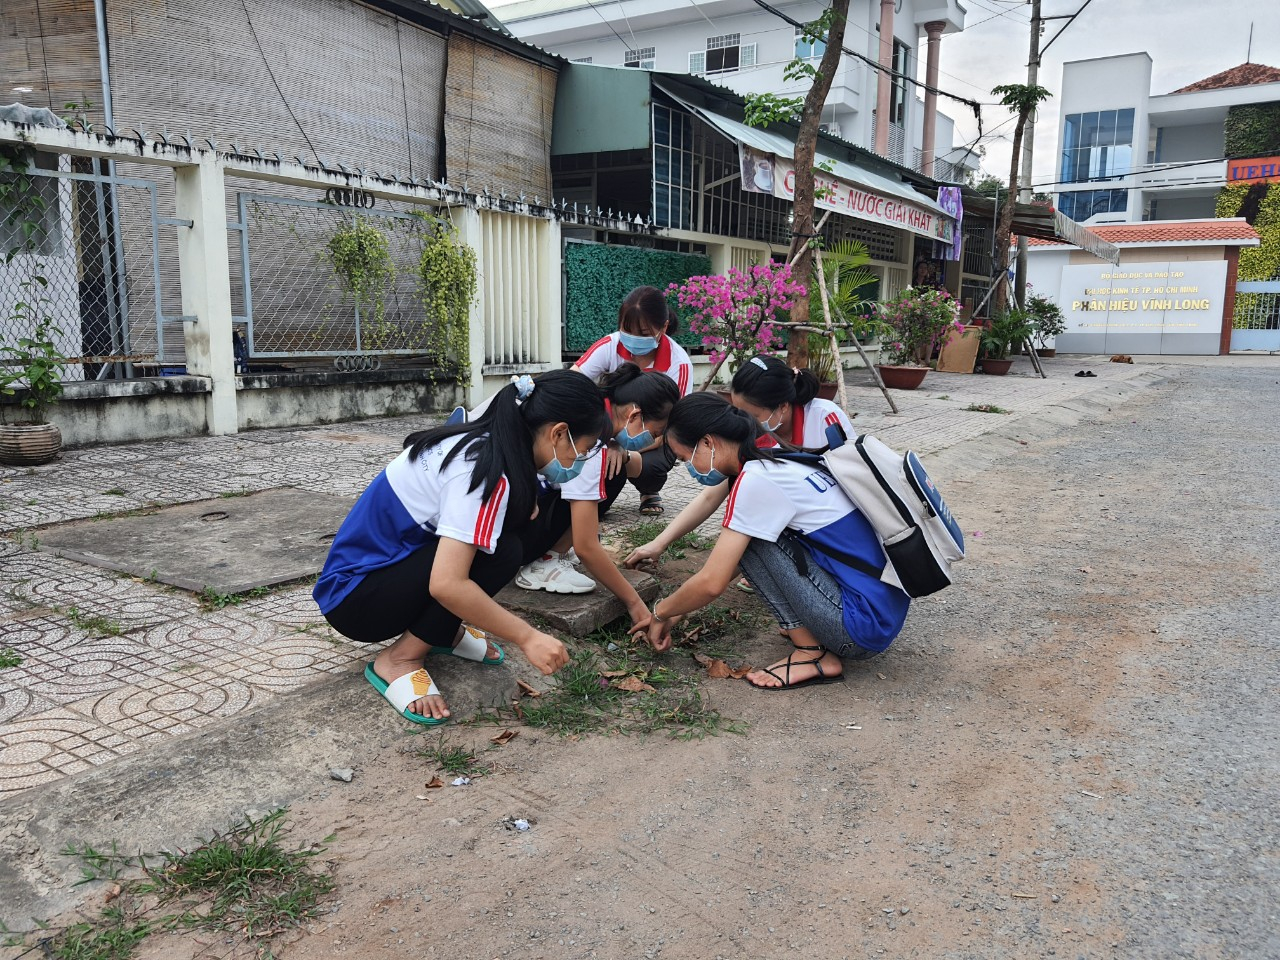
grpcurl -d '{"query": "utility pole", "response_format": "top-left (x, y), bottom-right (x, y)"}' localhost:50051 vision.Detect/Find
top-left (1014, 0), bottom-right (1042, 308)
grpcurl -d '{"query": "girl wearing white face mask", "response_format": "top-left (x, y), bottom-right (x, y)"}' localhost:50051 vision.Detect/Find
top-left (315, 369), bottom-right (603, 726)
top-left (514, 365), bottom-right (679, 636)
top-left (629, 394), bottom-right (910, 691)
top-left (573, 286), bottom-right (693, 516)
top-left (623, 354), bottom-right (854, 581)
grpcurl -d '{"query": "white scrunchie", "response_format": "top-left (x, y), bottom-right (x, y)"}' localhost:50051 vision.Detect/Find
top-left (511, 374), bottom-right (536, 402)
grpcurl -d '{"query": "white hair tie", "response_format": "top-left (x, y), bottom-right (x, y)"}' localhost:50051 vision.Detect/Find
top-left (750, 356), bottom-right (769, 370)
top-left (511, 374), bottom-right (536, 402)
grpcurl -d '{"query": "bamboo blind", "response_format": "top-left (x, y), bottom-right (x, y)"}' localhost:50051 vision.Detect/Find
top-left (0, 0), bottom-right (102, 122)
top-left (443, 33), bottom-right (556, 199)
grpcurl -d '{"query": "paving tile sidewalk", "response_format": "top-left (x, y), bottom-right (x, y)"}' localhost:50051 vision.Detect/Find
top-left (0, 356), bottom-right (1166, 800)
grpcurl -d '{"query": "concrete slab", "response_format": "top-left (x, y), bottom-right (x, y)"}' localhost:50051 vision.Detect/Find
top-left (36, 488), bottom-right (354, 596)
top-left (495, 568), bottom-right (661, 636)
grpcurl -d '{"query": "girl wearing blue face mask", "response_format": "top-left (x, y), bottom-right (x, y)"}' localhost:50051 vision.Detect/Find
top-left (573, 286), bottom-right (693, 515)
top-left (630, 393), bottom-right (910, 692)
top-left (514, 365), bottom-right (679, 631)
top-left (314, 369), bottom-right (604, 726)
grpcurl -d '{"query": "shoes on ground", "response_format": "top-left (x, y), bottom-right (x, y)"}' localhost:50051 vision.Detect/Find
top-left (516, 551), bottom-right (597, 594)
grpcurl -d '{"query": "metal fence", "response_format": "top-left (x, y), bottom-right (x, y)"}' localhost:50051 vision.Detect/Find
top-left (1, 158), bottom-right (181, 380)
top-left (233, 192), bottom-right (445, 359)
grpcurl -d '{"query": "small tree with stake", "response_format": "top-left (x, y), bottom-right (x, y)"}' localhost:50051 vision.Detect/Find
top-left (742, 0), bottom-right (852, 370)
top-left (990, 82), bottom-right (1052, 316)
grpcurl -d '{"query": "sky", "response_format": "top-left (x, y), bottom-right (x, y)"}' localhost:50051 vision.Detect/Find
top-left (940, 0), bottom-right (1280, 190)
top-left (484, 0), bottom-right (1280, 191)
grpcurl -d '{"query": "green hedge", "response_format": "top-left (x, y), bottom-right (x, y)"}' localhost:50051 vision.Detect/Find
top-left (1224, 102), bottom-right (1280, 159)
top-left (563, 243), bottom-right (711, 353)
top-left (1217, 181), bottom-right (1280, 327)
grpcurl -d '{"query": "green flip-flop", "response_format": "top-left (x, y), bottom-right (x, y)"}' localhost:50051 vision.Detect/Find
top-left (429, 625), bottom-right (505, 665)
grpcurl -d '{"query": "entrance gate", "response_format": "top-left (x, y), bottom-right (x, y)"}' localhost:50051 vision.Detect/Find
top-left (1230, 280), bottom-right (1280, 352)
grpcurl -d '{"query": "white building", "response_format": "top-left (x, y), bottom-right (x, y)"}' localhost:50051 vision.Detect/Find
top-left (495, 0), bottom-right (977, 181)
top-left (1055, 54), bottom-right (1280, 225)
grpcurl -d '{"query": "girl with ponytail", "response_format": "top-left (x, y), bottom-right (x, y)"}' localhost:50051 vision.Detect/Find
top-left (730, 354), bottom-right (854, 450)
top-left (314, 369), bottom-right (605, 725)
top-left (514, 364), bottom-right (679, 632)
top-left (573, 286), bottom-right (694, 515)
top-left (628, 392), bottom-right (909, 691)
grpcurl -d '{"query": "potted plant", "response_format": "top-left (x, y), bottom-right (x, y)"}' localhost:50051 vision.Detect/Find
top-left (1026, 294), bottom-right (1066, 357)
top-left (876, 285), bottom-right (964, 389)
top-left (1, 276), bottom-right (67, 465)
top-left (979, 308), bottom-right (1035, 376)
top-left (668, 261), bottom-right (807, 390)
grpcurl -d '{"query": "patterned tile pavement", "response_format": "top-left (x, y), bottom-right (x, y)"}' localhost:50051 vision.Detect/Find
top-left (0, 357), bottom-right (1167, 800)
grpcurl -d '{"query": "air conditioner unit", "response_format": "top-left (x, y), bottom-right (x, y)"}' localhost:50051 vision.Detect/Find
top-left (819, 122), bottom-right (842, 138)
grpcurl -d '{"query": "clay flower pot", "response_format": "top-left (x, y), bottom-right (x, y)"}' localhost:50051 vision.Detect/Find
top-left (876, 364), bottom-right (928, 390)
top-left (0, 422), bottom-right (62, 466)
top-left (982, 358), bottom-right (1014, 376)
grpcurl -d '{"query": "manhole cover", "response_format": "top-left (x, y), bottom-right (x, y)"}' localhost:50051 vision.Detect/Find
top-left (36, 489), bottom-right (355, 595)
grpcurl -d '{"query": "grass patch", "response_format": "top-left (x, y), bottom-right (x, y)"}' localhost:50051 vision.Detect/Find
top-left (102, 488), bottom-right (128, 497)
top-left (0, 646), bottom-right (22, 669)
top-left (489, 622), bottom-right (747, 740)
top-left (419, 735), bottom-right (486, 777)
top-left (7, 809), bottom-right (333, 959)
top-left (218, 488), bottom-right (253, 499)
top-left (197, 585), bottom-right (271, 610)
top-left (965, 403), bottom-right (1011, 414)
top-left (57, 606), bottom-right (125, 638)
top-left (611, 522), bottom-right (715, 560)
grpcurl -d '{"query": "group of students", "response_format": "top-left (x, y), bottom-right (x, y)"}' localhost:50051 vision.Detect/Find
top-left (314, 287), bottom-right (911, 724)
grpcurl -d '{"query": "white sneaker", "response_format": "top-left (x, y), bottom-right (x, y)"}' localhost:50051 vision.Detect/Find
top-left (563, 547), bottom-right (582, 566)
top-left (515, 552), bottom-right (597, 594)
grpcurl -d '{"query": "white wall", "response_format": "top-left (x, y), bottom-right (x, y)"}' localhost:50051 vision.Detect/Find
top-left (1155, 121), bottom-right (1224, 163)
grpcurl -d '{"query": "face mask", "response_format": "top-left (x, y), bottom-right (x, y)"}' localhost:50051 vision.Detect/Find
top-left (685, 441), bottom-right (727, 487)
top-left (759, 409), bottom-right (783, 433)
top-left (619, 332), bottom-right (659, 355)
top-left (538, 428), bottom-right (589, 484)
top-left (615, 409), bottom-right (654, 451)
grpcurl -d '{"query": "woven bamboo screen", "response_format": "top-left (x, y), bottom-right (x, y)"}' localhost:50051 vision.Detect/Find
top-left (444, 34), bottom-right (556, 199)
top-left (0, 0), bottom-right (102, 122)
top-left (105, 0), bottom-right (446, 179)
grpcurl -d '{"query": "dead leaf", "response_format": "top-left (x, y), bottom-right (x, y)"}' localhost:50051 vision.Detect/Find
top-left (512, 701), bottom-right (525, 720)
top-left (424, 776), bottom-right (444, 789)
top-left (104, 884), bottom-right (121, 903)
top-left (600, 669), bottom-right (629, 678)
top-left (515, 678), bottom-right (541, 698)
top-left (612, 675), bottom-right (656, 693)
top-left (696, 654), bottom-right (752, 679)
top-left (490, 729), bottom-right (519, 746)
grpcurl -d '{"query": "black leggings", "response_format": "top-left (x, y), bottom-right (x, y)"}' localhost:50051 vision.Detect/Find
top-left (630, 446), bottom-right (678, 498)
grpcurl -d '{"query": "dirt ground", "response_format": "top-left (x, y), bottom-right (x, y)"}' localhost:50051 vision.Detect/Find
top-left (29, 361), bottom-right (1280, 959)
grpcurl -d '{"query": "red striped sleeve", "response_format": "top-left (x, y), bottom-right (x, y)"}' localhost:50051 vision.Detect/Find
top-left (598, 448), bottom-right (608, 500)
top-left (473, 476), bottom-right (508, 549)
top-left (824, 412), bottom-right (840, 427)
top-left (677, 364), bottom-right (691, 395)
top-left (576, 335), bottom-right (613, 367)
top-left (722, 472), bottom-right (746, 528)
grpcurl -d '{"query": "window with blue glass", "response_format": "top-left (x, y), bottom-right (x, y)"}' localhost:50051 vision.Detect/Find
top-left (1057, 189), bottom-right (1128, 221)
top-left (1060, 108), bottom-right (1134, 183)
top-left (652, 104), bottom-right (695, 230)
top-left (795, 25), bottom-right (826, 60)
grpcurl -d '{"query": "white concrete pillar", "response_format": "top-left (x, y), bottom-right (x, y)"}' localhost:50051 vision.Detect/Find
top-left (922, 21), bottom-right (946, 177)
top-left (174, 157), bottom-right (237, 435)
top-left (874, 0), bottom-right (895, 158)
top-left (452, 205), bottom-right (486, 407)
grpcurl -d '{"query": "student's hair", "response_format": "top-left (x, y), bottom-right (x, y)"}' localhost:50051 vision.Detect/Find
top-left (598, 362), bottom-right (680, 424)
top-left (403, 368), bottom-right (605, 525)
top-left (730, 353), bottom-right (819, 409)
top-left (665, 391), bottom-right (778, 466)
top-left (618, 286), bottom-right (669, 337)
top-left (665, 304), bottom-right (681, 336)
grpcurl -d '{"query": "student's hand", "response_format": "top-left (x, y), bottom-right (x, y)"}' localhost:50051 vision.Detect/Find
top-left (625, 541), bottom-right (663, 568)
top-left (627, 601), bottom-right (652, 635)
top-left (606, 445), bottom-right (629, 480)
top-left (522, 630), bottom-right (569, 675)
top-left (632, 615), bottom-right (676, 653)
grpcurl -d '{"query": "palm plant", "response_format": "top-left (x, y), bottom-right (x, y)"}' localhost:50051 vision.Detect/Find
top-left (806, 239), bottom-right (887, 381)
top-left (980, 308), bottom-right (1035, 361)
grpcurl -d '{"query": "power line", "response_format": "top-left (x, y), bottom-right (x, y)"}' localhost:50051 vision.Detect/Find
top-left (240, 0), bottom-right (320, 165)
top-left (744, 0), bottom-right (986, 119)
top-left (582, 0), bottom-right (635, 51)
top-left (1031, 157), bottom-right (1226, 191)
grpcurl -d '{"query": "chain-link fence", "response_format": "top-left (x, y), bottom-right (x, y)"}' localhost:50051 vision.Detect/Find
top-left (234, 193), bottom-right (447, 359)
top-left (1, 156), bottom-right (176, 381)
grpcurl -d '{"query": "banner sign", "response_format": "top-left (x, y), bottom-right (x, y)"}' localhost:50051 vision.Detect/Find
top-left (1059, 261), bottom-right (1226, 336)
top-left (1227, 156), bottom-right (1280, 185)
top-left (937, 187), bottom-right (963, 260)
top-left (739, 144), bottom-right (953, 243)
